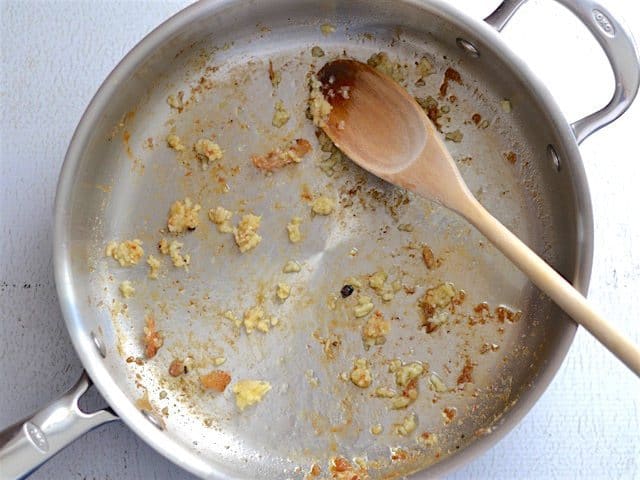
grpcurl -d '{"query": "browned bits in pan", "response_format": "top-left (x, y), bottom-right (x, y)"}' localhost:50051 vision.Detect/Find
top-left (300, 183), bottom-right (313, 201)
top-left (480, 343), bottom-right (499, 354)
top-left (330, 456), bottom-right (351, 473)
top-left (307, 463), bottom-right (321, 477)
top-left (457, 357), bottom-right (475, 385)
top-left (473, 302), bottom-right (490, 314)
top-left (169, 359), bottom-right (186, 377)
top-left (421, 245), bottom-right (439, 270)
top-left (143, 315), bottom-right (163, 359)
top-left (439, 67), bottom-right (462, 97)
top-left (419, 282), bottom-right (466, 333)
top-left (468, 303), bottom-right (520, 327)
top-left (322, 335), bottom-right (341, 360)
top-left (252, 138), bottom-right (312, 172)
top-left (496, 305), bottom-right (522, 323)
top-left (504, 151), bottom-right (517, 165)
top-left (415, 95), bottom-right (442, 131)
top-left (200, 370), bottom-right (231, 392)
top-left (443, 407), bottom-right (457, 424)
top-left (403, 284), bottom-right (416, 295)
top-left (447, 286), bottom-right (465, 310)
top-left (419, 431), bottom-right (438, 447)
top-left (268, 59), bottom-right (281, 88)
top-left (126, 356), bottom-right (144, 366)
top-left (167, 197), bottom-right (201, 233)
top-left (421, 301), bottom-right (437, 323)
top-left (468, 302), bottom-right (491, 326)
top-left (328, 456), bottom-right (367, 479)
top-left (390, 448), bottom-right (408, 461)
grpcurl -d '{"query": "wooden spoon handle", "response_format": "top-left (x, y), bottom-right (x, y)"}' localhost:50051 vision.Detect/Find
top-left (459, 196), bottom-right (640, 376)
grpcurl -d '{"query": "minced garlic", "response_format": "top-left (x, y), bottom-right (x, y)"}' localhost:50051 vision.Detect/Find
top-left (445, 130), bottom-right (463, 143)
top-left (374, 387), bottom-right (397, 398)
top-left (424, 283), bottom-right (460, 309)
top-left (194, 138), bottom-right (223, 167)
top-left (208, 206), bottom-right (234, 233)
top-left (420, 282), bottom-right (465, 332)
top-left (147, 255), bottom-right (161, 279)
top-left (327, 294), bottom-right (338, 311)
top-left (167, 197), bottom-right (201, 233)
top-left (368, 270), bottom-right (396, 302)
top-left (362, 311), bottom-right (390, 348)
top-left (223, 310), bottom-right (241, 328)
top-left (232, 380), bottom-right (271, 410)
top-left (417, 56), bottom-right (433, 78)
top-left (391, 392), bottom-right (418, 410)
top-left (320, 23), bottom-right (336, 35)
top-left (395, 362), bottom-right (424, 387)
top-left (166, 134), bottom-right (185, 151)
top-left (169, 241), bottom-right (190, 268)
top-left (110, 299), bottom-right (127, 318)
top-left (283, 260), bottom-right (301, 273)
top-left (158, 238), bottom-right (189, 268)
top-left (312, 196), bottom-right (335, 215)
top-left (370, 424), bottom-right (383, 435)
top-left (367, 52), bottom-right (407, 83)
top-left (428, 373), bottom-right (448, 393)
top-left (272, 99), bottom-right (290, 128)
top-left (308, 76), bottom-right (332, 127)
top-left (350, 358), bottom-right (372, 388)
top-left (105, 239), bottom-right (144, 266)
top-left (243, 305), bottom-right (270, 334)
top-left (287, 217), bottom-right (303, 243)
top-left (158, 238), bottom-right (169, 255)
top-left (234, 214), bottom-right (262, 253)
top-left (394, 412), bottom-right (417, 436)
top-left (369, 270), bottom-right (387, 290)
top-left (354, 295), bottom-right (374, 318)
top-left (119, 280), bottom-right (135, 298)
top-left (276, 283), bottom-right (291, 301)
top-left (167, 93), bottom-right (183, 110)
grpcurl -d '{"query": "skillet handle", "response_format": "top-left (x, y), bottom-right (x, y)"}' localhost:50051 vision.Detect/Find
top-left (485, 0), bottom-right (640, 144)
top-left (0, 372), bottom-right (118, 480)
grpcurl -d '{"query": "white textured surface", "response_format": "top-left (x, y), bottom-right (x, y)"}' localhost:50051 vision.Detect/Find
top-left (0, 0), bottom-right (638, 479)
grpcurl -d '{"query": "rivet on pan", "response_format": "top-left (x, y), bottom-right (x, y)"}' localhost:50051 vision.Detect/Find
top-left (141, 410), bottom-right (164, 430)
top-left (90, 331), bottom-right (106, 358)
top-left (547, 144), bottom-right (561, 172)
top-left (456, 38), bottom-right (480, 58)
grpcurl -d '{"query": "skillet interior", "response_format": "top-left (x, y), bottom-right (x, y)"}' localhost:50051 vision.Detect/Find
top-left (56, 0), bottom-right (591, 478)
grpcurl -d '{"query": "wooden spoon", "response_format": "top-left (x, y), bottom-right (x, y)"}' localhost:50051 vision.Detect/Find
top-left (318, 59), bottom-right (640, 376)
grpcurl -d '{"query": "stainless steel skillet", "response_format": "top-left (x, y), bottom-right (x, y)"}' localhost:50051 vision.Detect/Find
top-left (1, 0), bottom-right (638, 478)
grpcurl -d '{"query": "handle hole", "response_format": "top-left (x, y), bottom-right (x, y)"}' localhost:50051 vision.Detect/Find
top-left (547, 144), bottom-right (561, 172)
top-left (90, 331), bottom-right (106, 358)
top-left (77, 379), bottom-right (111, 414)
top-left (456, 38), bottom-right (480, 58)
top-left (141, 410), bottom-right (165, 430)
